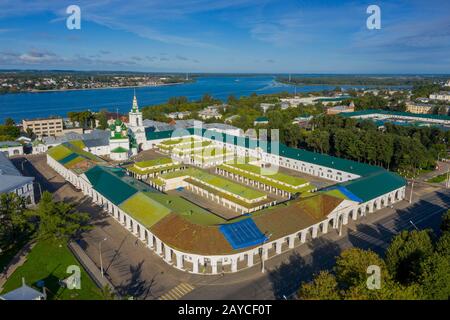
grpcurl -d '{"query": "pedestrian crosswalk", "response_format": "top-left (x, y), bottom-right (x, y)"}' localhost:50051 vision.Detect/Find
top-left (158, 283), bottom-right (195, 300)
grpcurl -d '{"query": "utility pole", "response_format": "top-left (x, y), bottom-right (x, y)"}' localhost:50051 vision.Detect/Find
top-left (446, 168), bottom-right (450, 188)
top-left (409, 179), bottom-right (414, 204)
top-left (99, 237), bottom-right (107, 278)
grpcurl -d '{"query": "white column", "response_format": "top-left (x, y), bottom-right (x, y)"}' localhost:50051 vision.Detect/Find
top-left (275, 241), bottom-right (282, 254)
top-left (231, 258), bottom-right (238, 272)
top-left (164, 246), bottom-right (172, 263)
top-left (211, 258), bottom-right (218, 274)
top-left (192, 256), bottom-right (199, 273)
top-left (156, 239), bottom-right (163, 255)
top-left (247, 252), bottom-right (254, 267)
top-left (288, 235), bottom-right (296, 248)
top-left (300, 231), bottom-right (307, 243)
top-left (176, 253), bottom-right (184, 269)
top-left (312, 225), bottom-right (319, 238)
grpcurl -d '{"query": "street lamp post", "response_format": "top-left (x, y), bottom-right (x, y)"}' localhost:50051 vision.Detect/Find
top-left (446, 168), bottom-right (450, 189)
top-left (99, 237), bottom-right (107, 278)
top-left (261, 233), bottom-right (272, 273)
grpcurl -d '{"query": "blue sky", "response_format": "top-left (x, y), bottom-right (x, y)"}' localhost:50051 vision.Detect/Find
top-left (0, 0), bottom-right (449, 73)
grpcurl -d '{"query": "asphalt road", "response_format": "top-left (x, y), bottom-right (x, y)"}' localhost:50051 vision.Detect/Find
top-left (183, 188), bottom-right (450, 300)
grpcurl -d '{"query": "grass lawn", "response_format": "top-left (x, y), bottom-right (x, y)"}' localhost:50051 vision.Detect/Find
top-left (134, 157), bottom-right (173, 168)
top-left (227, 163), bottom-right (308, 186)
top-left (427, 173), bottom-right (449, 183)
top-left (219, 164), bottom-right (312, 194)
top-left (1, 239), bottom-right (102, 300)
top-left (0, 238), bottom-right (30, 273)
top-left (47, 144), bottom-right (73, 161)
top-left (119, 192), bottom-right (171, 228)
top-left (145, 193), bottom-right (226, 225)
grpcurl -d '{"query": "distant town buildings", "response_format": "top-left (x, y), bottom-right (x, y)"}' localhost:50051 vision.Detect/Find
top-left (406, 102), bottom-right (436, 114)
top-left (342, 109), bottom-right (450, 130)
top-left (22, 117), bottom-right (64, 138)
top-left (198, 105), bottom-right (223, 120)
top-left (430, 91), bottom-right (450, 102)
top-left (0, 152), bottom-right (34, 205)
top-left (167, 111), bottom-right (191, 119)
top-left (260, 103), bottom-right (275, 113)
top-left (281, 95), bottom-right (350, 107)
top-left (326, 101), bottom-right (355, 115)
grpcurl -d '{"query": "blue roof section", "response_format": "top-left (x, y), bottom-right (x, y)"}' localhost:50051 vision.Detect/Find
top-left (219, 219), bottom-right (268, 250)
top-left (58, 152), bottom-right (79, 165)
top-left (323, 185), bottom-right (363, 203)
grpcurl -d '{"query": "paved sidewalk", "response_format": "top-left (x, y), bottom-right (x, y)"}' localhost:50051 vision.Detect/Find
top-left (0, 241), bottom-right (36, 292)
top-left (68, 241), bottom-right (115, 293)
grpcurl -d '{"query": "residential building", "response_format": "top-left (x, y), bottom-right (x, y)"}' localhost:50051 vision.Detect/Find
top-left (430, 91), bottom-right (450, 102)
top-left (167, 111), bottom-right (191, 119)
top-left (0, 141), bottom-right (24, 157)
top-left (0, 278), bottom-right (46, 300)
top-left (0, 152), bottom-right (34, 204)
top-left (22, 117), bottom-right (64, 138)
top-left (406, 102), bottom-right (435, 114)
top-left (260, 103), bottom-right (275, 113)
top-left (326, 101), bottom-right (355, 115)
top-left (198, 105), bottom-right (223, 120)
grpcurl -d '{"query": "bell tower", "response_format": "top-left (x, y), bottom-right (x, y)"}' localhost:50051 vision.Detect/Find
top-left (129, 89), bottom-right (143, 127)
top-left (128, 90), bottom-right (146, 149)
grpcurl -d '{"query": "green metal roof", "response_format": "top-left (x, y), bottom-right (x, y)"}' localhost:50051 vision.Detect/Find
top-left (340, 171), bottom-right (406, 202)
top-left (111, 146), bottom-right (128, 153)
top-left (84, 166), bottom-right (138, 205)
top-left (146, 128), bottom-right (383, 177)
top-left (255, 116), bottom-right (269, 122)
top-left (341, 109), bottom-right (450, 121)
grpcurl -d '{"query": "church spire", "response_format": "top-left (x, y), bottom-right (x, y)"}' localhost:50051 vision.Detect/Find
top-left (132, 89), bottom-right (138, 112)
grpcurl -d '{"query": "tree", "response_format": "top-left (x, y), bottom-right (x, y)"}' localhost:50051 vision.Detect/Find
top-left (335, 248), bottom-right (388, 289)
top-left (4, 117), bottom-right (15, 126)
top-left (96, 110), bottom-right (109, 130)
top-left (418, 253), bottom-right (450, 300)
top-left (0, 193), bottom-right (29, 251)
top-left (28, 192), bottom-right (91, 241)
top-left (385, 230), bottom-right (434, 284)
top-left (440, 210), bottom-right (450, 234)
top-left (435, 232), bottom-right (450, 257)
top-left (298, 271), bottom-right (340, 300)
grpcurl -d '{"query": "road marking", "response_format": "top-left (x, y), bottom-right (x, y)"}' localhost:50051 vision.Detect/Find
top-left (158, 283), bottom-right (195, 300)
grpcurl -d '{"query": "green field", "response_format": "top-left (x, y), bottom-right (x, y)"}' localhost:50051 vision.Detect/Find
top-left (219, 163), bottom-right (313, 194)
top-left (227, 163), bottom-right (308, 186)
top-left (47, 144), bottom-right (73, 161)
top-left (119, 192), bottom-right (171, 228)
top-left (134, 157), bottom-right (173, 168)
top-left (1, 240), bottom-right (102, 300)
top-left (145, 192), bottom-right (226, 225)
top-left (160, 168), bottom-right (266, 201)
